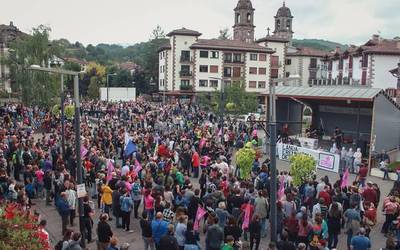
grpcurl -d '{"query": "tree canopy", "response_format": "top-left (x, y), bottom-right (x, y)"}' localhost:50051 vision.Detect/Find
top-left (6, 25), bottom-right (61, 107)
top-left (197, 81), bottom-right (258, 115)
top-left (4, 24), bottom-right (169, 104)
top-left (218, 28), bottom-right (231, 40)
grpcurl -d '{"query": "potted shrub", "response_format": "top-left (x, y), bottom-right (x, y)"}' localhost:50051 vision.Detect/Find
top-left (235, 142), bottom-right (256, 179)
top-left (289, 153), bottom-right (316, 186)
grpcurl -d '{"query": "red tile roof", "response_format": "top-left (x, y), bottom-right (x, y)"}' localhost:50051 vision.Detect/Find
top-left (63, 57), bottom-right (88, 65)
top-left (256, 35), bottom-right (289, 43)
top-left (190, 39), bottom-right (274, 53)
top-left (166, 28), bottom-right (202, 37)
top-left (287, 47), bottom-right (327, 57)
top-left (158, 43), bottom-right (171, 52)
top-left (340, 38), bottom-right (400, 56)
top-left (119, 61), bottom-right (139, 71)
top-left (0, 22), bottom-right (28, 45)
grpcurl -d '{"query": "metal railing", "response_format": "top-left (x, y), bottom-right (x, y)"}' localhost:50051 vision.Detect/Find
top-left (180, 84), bottom-right (193, 91)
top-left (180, 56), bottom-right (193, 63)
top-left (179, 71), bottom-right (193, 77)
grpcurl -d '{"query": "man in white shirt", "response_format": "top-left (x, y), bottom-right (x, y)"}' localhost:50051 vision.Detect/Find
top-left (312, 198), bottom-right (324, 221)
top-left (215, 157), bottom-right (230, 176)
top-left (121, 160), bottom-right (130, 176)
top-left (316, 178), bottom-right (326, 196)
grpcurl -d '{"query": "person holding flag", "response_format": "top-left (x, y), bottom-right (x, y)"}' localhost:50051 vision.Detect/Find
top-left (124, 132), bottom-right (137, 159)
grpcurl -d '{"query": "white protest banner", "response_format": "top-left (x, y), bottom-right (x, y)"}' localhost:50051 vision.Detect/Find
top-left (77, 184), bottom-right (87, 198)
top-left (277, 143), bottom-right (340, 173)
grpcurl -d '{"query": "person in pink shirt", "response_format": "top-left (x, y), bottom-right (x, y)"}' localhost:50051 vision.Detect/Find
top-left (144, 189), bottom-right (155, 221)
top-left (34, 165), bottom-right (44, 198)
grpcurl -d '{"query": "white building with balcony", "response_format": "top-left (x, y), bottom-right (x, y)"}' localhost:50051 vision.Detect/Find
top-left (158, 0), bottom-right (275, 101)
top-left (285, 47), bottom-right (328, 86)
top-left (315, 35), bottom-right (400, 90)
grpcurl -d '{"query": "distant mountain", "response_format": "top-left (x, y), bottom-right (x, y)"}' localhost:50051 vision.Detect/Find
top-left (292, 39), bottom-right (348, 52)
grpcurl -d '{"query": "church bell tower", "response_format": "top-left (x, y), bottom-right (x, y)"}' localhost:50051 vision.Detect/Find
top-left (273, 1), bottom-right (294, 41)
top-left (233, 0), bottom-right (255, 43)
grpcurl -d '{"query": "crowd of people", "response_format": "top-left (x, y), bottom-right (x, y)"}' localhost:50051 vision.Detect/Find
top-left (0, 100), bottom-right (398, 250)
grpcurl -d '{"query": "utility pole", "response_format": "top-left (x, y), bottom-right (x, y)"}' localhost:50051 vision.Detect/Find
top-left (60, 74), bottom-right (65, 158)
top-left (106, 73), bottom-right (116, 102)
top-left (269, 81), bottom-right (278, 243)
top-left (74, 75), bottom-right (85, 248)
top-left (219, 80), bottom-right (225, 144)
top-left (28, 65), bottom-right (85, 246)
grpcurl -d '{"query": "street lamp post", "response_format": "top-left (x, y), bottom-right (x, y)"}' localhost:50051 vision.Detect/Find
top-left (268, 76), bottom-right (300, 243)
top-left (28, 65), bottom-right (85, 247)
top-left (106, 73), bottom-right (117, 102)
top-left (269, 80), bottom-right (278, 243)
top-left (163, 81), bottom-right (167, 105)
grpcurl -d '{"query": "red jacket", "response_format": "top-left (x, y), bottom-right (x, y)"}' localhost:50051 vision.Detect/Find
top-left (359, 167), bottom-right (368, 179)
top-left (192, 152), bottom-right (200, 168)
top-left (362, 188), bottom-right (377, 204)
top-left (158, 144), bottom-right (170, 158)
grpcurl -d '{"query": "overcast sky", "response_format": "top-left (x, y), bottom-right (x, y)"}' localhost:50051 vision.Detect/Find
top-left (1, 0), bottom-right (399, 46)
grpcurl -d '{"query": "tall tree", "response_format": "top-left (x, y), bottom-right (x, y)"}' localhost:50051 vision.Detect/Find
top-left (218, 28), bottom-right (231, 40)
top-left (81, 62), bottom-right (106, 97)
top-left (111, 69), bottom-right (134, 87)
top-left (6, 25), bottom-right (61, 107)
top-left (150, 25), bottom-right (166, 40)
top-left (197, 81), bottom-right (258, 115)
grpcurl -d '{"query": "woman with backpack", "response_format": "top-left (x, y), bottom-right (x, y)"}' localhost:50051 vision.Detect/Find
top-left (54, 228), bottom-right (73, 250)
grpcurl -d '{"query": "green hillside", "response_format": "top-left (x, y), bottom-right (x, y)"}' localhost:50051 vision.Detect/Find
top-left (292, 39), bottom-right (348, 52)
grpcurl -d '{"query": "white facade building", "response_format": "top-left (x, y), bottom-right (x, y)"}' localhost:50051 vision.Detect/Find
top-left (256, 36), bottom-right (289, 85)
top-left (158, 0), bottom-right (275, 99)
top-left (285, 47), bottom-right (327, 86)
top-left (0, 22), bottom-right (26, 92)
top-left (158, 31), bottom-right (274, 97)
top-left (315, 35), bottom-right (400, 90)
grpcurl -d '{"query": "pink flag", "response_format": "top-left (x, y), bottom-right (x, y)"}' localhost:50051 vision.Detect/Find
top-left (193, 206), bottom-right (207, 231)
top-left (252, 129), bottom-right (257, 137)
top-left (278, 177), bottom-right (285, 200)
top-left (242, 204), bottom-right (251, 230)
top-left (106, 159), bottom-right (114, 182)
top-left (134, 159), bottom-right (142, 174)
top-left (80, 146), bottom-right (88, 159)
top-left (217, 128), bottom-right (222, 137)
top-left (125, 181), bottom-right (132, 191)
top-left (341, 168), bottom-right (349, 189)
top-left (199, 138), bottom-right (206, 149)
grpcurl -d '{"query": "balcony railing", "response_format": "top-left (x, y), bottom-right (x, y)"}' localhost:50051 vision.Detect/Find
top-left (180, 56), bottom-right (193, 63)
top-left (179, 71), bottom-right (193, 77)
top-left (271, 62), bottom-right (282, 68)
top-left (309, 65), bottom-right (320, 70)
top-left (310, 78), bottom-right (368, 87)
top-left (224, 59), bottom-right (244, 64)
top-left (180, 84), bottom-right (193, 91)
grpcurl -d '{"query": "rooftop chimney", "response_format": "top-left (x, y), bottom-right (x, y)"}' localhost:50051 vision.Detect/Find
top-left (9, 21), bottom-right (14, 27)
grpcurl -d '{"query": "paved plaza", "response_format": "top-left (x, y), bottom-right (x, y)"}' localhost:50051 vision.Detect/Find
top-left (33, 160), bottom-right (393, 250)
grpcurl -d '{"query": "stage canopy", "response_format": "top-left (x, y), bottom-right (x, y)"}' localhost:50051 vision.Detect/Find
top-left (264, 86), bottom-right (400, 154)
